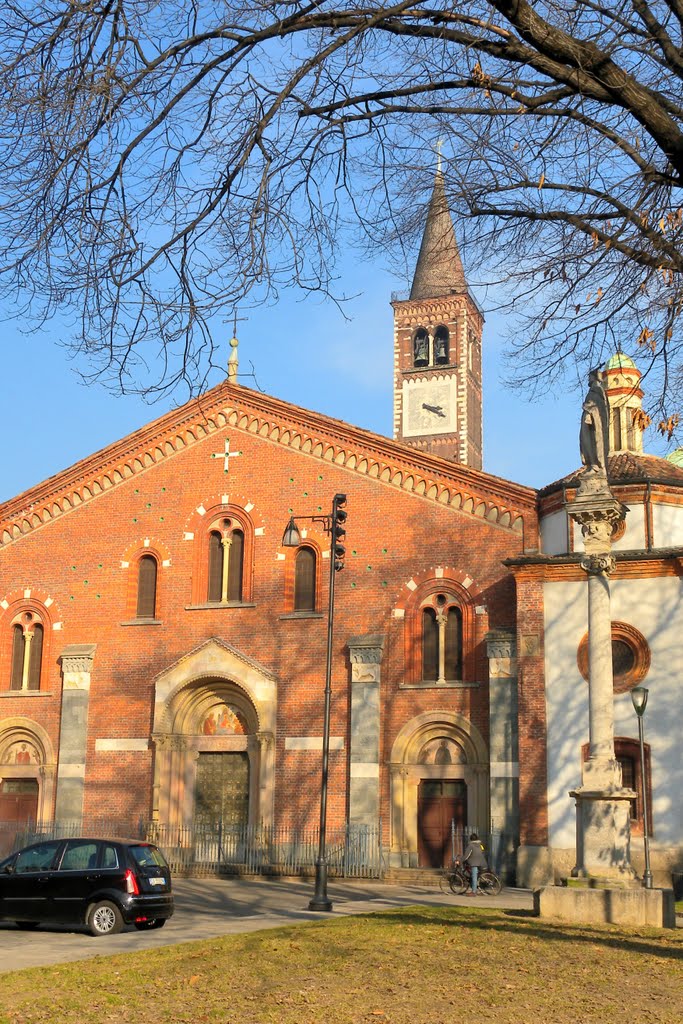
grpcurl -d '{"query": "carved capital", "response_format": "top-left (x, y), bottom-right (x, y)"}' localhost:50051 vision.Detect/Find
top-left (152, 732), bottom-right (187, 752)
top-left (567, 494), bottom-right (628, 556)
top-left (348, 634), bottom-right (385, 665)
top-left (580, 553), bottom-right (616, 576)
top-left (485, 630), bottom-right (516, 661)
top-left (60, 643), bottom-right (97, 677)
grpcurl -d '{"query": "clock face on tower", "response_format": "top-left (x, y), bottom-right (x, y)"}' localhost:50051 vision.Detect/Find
top-left (402, 379), bottom-right (456, 436)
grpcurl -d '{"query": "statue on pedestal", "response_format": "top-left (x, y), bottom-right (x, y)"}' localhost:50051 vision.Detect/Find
top-left (578, 369), bottom-right (610, 494)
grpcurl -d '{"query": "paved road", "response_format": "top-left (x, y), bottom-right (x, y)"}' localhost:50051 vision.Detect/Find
top-left (0, 878), bottom-right (533, 974)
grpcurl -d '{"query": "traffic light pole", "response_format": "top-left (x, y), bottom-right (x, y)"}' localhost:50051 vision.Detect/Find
top-left (309, 493), bottom-right (346, 912)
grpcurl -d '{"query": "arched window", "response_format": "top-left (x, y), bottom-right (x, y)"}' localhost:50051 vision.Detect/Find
top-left (9, 613), bottom-right (44, 691)
top-left (421, 595), bottom-right (462, 682)
top-left (136, 555), bottom-right (158, 619)
top-left (294, 547), bottom-right (317, 611)
top-left (208, 519), bottom-right (244, 603)
top-left (434, 325), bottom-right (449, 364)
top-left (413, 328), bottom-right (429, 367)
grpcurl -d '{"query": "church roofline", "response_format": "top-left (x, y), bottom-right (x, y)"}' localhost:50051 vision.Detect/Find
top-left (0, 379), bottom-right (537, 549)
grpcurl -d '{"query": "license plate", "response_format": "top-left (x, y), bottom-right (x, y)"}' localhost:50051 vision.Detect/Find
top-left (150, 877), bottom-right (165, 886)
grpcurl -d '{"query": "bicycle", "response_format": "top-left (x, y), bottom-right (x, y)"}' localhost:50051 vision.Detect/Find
top-left (438, 857), bottom-right (502, 896)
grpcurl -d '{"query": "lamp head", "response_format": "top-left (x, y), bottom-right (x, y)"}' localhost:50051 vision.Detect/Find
top-left (282, 517), bottom-right (302, 547)
top-left (631, 686), bottom-right (649, 717)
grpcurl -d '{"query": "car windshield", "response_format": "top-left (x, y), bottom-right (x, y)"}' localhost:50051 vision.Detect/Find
top-left (128, 844), bottom-right (167, 869)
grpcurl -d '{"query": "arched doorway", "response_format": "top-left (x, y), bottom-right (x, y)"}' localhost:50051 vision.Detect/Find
top-left (152, 638), bottom-right (277, 828)
top-left (0, 720), bottom-right (56, 856)
top-left (389, 712), bottom-right (489, 869)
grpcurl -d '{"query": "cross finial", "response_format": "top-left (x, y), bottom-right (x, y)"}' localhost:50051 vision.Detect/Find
top-left (227, 308), bottom-right (248, 383)
top-left (435, 138), bottom-right (444, 173)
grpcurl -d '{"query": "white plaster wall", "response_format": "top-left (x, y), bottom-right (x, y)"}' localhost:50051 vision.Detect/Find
top-left (573, 504), bottom-right (646, 553)
top-left (652, 503), bottom-right (683, 548)
top-left (540, 510), bottom-right (568, 555)
top-left (543, 576), bottom-right (683, 850)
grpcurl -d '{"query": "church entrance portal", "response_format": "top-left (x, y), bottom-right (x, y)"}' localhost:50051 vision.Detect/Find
top-left (194, 752), bottom-right (249, 828)
top-left (417, 779), bottom-right (467, 867)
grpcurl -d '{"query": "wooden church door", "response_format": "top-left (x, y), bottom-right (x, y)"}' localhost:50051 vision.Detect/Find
top-left (417, 779), bottom-right (467, 867)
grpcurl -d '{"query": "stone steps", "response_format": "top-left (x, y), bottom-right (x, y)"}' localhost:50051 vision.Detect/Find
top-left (383, 868), bottom-right (444, 887)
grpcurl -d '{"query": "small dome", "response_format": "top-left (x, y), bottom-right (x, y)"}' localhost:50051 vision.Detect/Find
top-left (666, 448), bottom-right (683, 467)
top-left (605, 352), bottom-right (637, 371)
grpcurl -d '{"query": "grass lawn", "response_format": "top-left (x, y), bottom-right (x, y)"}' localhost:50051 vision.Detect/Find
top-left (0, 906), bottom-right (681, 1024)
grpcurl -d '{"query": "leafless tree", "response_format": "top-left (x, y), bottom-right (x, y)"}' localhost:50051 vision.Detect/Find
top-left (1, 2), bottom-right (682, 421)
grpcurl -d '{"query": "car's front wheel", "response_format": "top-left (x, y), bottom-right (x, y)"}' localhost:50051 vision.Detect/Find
top-left (134, 918), bottom-right (166, 930)
top-left (87, 900), bottom-right (124, 937)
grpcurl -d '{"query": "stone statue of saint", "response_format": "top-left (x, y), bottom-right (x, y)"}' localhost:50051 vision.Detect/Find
top-left (579, 368), bottom-right (610, 479)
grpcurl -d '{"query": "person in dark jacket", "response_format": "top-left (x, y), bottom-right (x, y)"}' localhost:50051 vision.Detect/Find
top-left (463, 833), bottom-right (487, 895)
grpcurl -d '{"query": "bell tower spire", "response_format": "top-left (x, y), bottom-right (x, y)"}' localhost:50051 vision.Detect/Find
top-left (392, 166), bottom-right (484, 469)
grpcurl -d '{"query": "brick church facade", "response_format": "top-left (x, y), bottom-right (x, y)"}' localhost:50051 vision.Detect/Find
top-left (1, 172), bottom-right (681, 885)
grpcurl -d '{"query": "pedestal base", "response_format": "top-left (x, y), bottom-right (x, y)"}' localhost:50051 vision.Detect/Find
top-left (570, 784), bottom-right (637, 881)
top-left (535, 886), bottom-right (675, 929)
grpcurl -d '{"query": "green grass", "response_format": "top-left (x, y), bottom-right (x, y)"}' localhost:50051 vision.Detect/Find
top-left (0, 906), bottom-right (681, 1024)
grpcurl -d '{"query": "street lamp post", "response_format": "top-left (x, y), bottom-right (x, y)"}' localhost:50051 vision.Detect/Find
top-left (631, 686), bottom-right (653, 889)
top-left (282, 493), bottom-right (347, 912)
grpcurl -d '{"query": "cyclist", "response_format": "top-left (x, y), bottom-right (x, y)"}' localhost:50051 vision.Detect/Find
top-left (463, 832), bottom-right (487, 895)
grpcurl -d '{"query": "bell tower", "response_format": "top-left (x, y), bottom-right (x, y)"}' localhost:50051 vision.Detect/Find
top-left (392, 168), bottom-right (484, 469)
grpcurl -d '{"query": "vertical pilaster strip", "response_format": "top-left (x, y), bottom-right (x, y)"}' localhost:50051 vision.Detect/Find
top-left (347, 634), bottom-right (385, 828)
top-left (486, 630), bottom-right (519, 847)
top-left (55, 644), bottom-right (97, 826)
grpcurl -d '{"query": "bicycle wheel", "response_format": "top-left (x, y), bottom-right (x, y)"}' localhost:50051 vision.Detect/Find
top-left (449, 869), bottom-right (468, 895)
top-left (478, 871), bottom-right (502, 896)
top-left (438, 871), bottom-right (454, 894)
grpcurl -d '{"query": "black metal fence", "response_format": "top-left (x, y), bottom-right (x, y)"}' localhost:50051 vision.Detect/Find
top-left (0, 819), bottom-right (384, 879)
top-left (0, 818), bottom-right (517, 881)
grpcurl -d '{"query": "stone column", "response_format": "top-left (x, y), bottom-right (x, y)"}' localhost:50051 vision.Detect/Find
top-left (54, 644), bottom-right (97, 826)
top-left (347, 635), bottom-right (384, 828)
top-left (568, 497), bottom-right (636, 881)
top-left (486, 630), bottom-right (519, 881)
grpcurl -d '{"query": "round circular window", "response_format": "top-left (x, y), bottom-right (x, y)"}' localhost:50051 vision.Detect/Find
top-left (577, 621), bottom-right (650, 693)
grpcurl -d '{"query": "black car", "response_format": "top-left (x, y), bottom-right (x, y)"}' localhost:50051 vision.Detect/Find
top-left (0, 837), bottom-right (174, 936)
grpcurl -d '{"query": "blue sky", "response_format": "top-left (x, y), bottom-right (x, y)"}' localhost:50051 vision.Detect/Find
top-left (0, 251), bottom-right (669, 504)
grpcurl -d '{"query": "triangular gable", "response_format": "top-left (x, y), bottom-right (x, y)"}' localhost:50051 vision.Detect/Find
top-left (0, 381), bottom-right (537, 548)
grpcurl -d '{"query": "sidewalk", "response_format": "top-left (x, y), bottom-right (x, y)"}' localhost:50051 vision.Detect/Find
top-left (0, 877), bottom-right (533, 974)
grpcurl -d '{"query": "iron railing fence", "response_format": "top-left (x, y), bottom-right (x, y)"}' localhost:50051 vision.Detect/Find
top-left (0, 819), bottom-right (516, 881)
top-left (0, 819), bottom-right (384, 879)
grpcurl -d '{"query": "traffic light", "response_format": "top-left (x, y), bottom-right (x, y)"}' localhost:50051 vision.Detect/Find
top-left (332, 493), bottom-right (347, 571)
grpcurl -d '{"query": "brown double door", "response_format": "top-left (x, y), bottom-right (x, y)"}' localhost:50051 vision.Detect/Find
top-left (417, 779), bottom-right (467, 868)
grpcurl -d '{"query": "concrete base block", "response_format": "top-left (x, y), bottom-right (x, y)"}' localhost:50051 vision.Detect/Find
top-left (535, 885), bottom-right (676, 929)
top-left (516, 845), bottom-right (554, 888)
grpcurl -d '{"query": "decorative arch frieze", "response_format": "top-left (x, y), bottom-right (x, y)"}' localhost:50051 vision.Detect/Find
top-left (0, 385), bottom-right (533, 549)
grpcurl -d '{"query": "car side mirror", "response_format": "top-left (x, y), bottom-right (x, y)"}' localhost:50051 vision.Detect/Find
top-left (1, 864), bottom-right (15, 875)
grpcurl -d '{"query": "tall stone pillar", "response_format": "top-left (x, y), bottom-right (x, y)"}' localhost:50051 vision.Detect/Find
top-left (568, 498), bottom-right (636, 881)
top-left (486, 630), bottom-right (519, 880)
top-left (54, 644), bottom-right (97, 825)
top-left (347, 635), bottom-right (384, 828)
